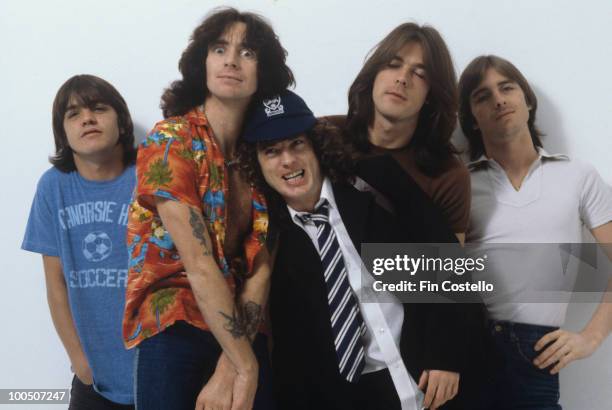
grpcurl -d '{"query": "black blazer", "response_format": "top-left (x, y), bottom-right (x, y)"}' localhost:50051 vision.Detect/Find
top-left (270, 179), bottom-right (484, 410)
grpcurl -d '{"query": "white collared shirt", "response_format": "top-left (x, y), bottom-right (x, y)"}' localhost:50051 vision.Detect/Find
top-left (467, 148), bottom-right (612, 326)
top-left (288, 178), bottom-right (422, 410)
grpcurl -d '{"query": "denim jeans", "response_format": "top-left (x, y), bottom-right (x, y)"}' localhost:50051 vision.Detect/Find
top-left (474, 320), bottom-right (562, 410)
top-left (134, 321), bottom-right (275, 410)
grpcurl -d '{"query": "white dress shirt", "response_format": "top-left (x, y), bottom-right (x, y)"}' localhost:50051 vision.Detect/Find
top-left (288, 178), bottom-right (423, 410)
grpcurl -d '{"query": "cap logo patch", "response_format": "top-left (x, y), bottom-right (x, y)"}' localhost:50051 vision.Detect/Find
top-left (263, 96), bottom-right (284, 117)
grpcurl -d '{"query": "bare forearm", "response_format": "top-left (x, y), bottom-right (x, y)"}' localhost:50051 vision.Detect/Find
top-left (582, 278), bottom-right (612, 346)
top-left (47, 286), bottom-right (87, 363)
top-left (187, 268), bottom-right (255, 363)
top-left (587, 223), bottom-right (612, 346)
top-left (238, 248), bottom-right (272, 342)
top-left (42, 256), bottom-right (88, 368)
top-left (238, 284), bottom-right (268, 343)
top-left (157, 200), bottom-right (256, 372)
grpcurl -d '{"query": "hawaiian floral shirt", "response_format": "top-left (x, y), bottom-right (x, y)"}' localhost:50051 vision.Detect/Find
top-left (123, 108), bottom-right (268, 348)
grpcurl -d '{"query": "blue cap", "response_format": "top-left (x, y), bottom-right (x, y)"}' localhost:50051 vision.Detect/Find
top-left (242, 90), bottom-right (317, 143)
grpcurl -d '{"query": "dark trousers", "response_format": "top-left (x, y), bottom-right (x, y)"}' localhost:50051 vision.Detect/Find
top-left (474, 321), bottom-right (562, 410)
top-left (134, 321), bottom-right (275, 410)
top-left (353, 369), bottom-right (402, 410)
top-left (295, 368), bottom-right (402, 410)
top-left (69, 376), bottom-right (134, 410)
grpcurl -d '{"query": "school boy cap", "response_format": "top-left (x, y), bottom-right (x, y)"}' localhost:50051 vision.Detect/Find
top-left (243, 90), bottom-right (316, 143)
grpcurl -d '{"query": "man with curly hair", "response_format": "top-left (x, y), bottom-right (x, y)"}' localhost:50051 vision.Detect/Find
top-left (122, 7), bottom-right (294, 410)
top-left (240, 90), bottom-right (477, 410)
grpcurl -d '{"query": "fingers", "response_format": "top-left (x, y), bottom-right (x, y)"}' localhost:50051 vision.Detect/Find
top-left (422, 371), bottom-right (460, 409)
top-left (422, 376), bottom-right (438, 410)
top-left (447, 377), bottom-right (459, 401)
top-left (550, 351), bottom-right (576, 375)
top-left (418, 370), bottom-right (429, 391)
top-left (534, 332), bottom-right (567, 368)
top-left (537, 342), bottom-right (572, 369)
top-left (196, 393), bottom-right (228, 410)
top-left (197, 399), bottom-right (231, 410)
top-left (534, 329), bottom-right (561, 352)
top-left (197, 371), bottom-right (234, 410)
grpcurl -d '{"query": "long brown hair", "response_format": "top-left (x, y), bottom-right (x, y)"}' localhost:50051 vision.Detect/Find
top-left (346, 23), bottom-right (458, 176)
top-left (51, 74), bottom-right (136, 172)
top-left (161, 7), bottom-right (294, 118)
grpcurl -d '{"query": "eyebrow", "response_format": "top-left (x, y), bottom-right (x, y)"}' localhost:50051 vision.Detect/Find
top-left (64, 101), bottom-right (105, 112)
top-left (391, 55), bottom-right (426, 68)
top-left (210, 39), bottom-right (251, 49)
top-left (471, 80), bottom-right (515, 99)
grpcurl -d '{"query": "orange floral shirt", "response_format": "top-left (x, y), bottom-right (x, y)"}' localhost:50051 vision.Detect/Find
top-left (122, 108), bottom-right (268, 348)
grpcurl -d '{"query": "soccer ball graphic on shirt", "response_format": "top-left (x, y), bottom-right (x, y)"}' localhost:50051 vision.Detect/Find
top-left (82, 231), bottom-right (113, 262)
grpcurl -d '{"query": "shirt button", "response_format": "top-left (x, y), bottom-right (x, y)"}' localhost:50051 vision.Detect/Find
top-left (379, 328), bottom-right (385, 334)
top-left (494, 325), bottom-right (502, 332)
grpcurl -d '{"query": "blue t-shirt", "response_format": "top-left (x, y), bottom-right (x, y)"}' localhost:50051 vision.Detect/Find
top-left (22, 166), bottom-right (135, 405)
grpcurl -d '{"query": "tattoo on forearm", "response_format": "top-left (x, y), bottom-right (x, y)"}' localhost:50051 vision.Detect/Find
top-left (242, 301), bottom-right (263, 341)
top-left (189, 207), bottom-right (212, 256)
top-left (218, 302), bottom-right (262, 340)
top-left (219, 308), bottom-right (247, 339)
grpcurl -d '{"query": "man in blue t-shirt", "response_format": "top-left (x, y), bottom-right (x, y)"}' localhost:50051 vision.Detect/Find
top-left (22, 75), bottom-right (137, 409)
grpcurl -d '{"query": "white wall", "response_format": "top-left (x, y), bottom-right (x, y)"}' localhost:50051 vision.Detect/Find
top-left (2, 0), bottom-right (610, 409)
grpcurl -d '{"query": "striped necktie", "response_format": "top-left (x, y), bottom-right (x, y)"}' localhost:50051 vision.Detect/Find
top-left (298, 200), bottom-right (366, 383)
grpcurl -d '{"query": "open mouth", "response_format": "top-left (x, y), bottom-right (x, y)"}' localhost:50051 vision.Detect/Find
top-left (282, 170), bottom-right (304, 181)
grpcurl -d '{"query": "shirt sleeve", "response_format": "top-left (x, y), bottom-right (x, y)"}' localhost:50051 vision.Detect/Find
top-left (579, 162), bottom-right (612, 229)
top-left (136, 119), bottom-right (208, 212)
top-left (21, 171), bottom-right (59, 257)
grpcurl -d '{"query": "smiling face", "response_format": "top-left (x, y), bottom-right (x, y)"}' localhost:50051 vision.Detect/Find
top-left (469, 68), bottom-right (531, 143)
top-left (371, 41), bottom-right (430, 125)
top-left (205, 22), bottom-right (258, 103)
top-left (63, 95), bottom-right (122, 163)
top-left (256, 135), bottom-right (323, 212)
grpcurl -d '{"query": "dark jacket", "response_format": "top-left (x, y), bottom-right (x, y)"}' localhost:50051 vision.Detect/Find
top-left (270, 175), bottom-right (485, 410)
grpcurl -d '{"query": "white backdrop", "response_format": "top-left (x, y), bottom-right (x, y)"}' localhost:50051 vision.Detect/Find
top-left (1, 0), bottom-right (611, 409)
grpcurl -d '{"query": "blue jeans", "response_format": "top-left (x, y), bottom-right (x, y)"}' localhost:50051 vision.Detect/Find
top-left (134, 321), bottom-right (275, 410)
top-left (474, 321), bottom-right (562, 410)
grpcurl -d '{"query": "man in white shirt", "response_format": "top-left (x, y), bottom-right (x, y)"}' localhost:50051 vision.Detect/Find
top-left (458, 55), bottom-right (612, 409)
top-left (239, 90), bottom-right (478, 410)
